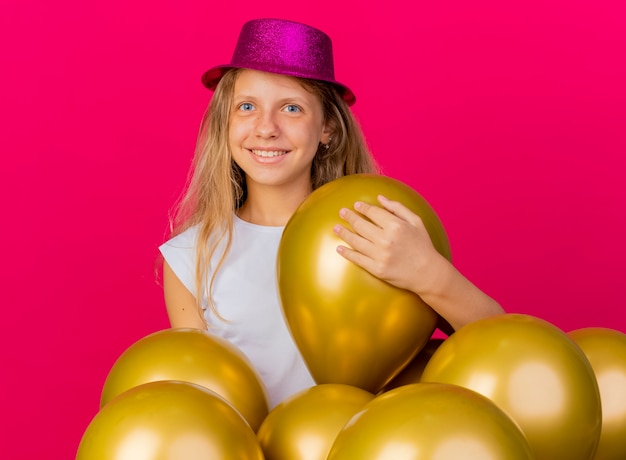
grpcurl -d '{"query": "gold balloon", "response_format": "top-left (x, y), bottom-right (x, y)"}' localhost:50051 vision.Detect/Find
top-left (327, 383), bottom-right (535, 460)
top-left (101, 328), bottom-right (269, 431)
top-left (421, 313), bottom-right (602, 460)
top-left (77, 381), bottom-right (264, 460)
top-left (277, 174), bottom-right (450, 393)
top-left (381, 338), bottom-right (445, 392)
top-left (568, 327), bottom-right (626, 460)
top-left (257, 384), bottom-right (374, 460)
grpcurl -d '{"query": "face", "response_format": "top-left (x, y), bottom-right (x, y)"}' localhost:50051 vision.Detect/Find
top-left (229, 69), bottom-right (331, 193)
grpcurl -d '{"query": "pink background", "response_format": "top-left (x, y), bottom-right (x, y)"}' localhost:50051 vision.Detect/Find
top-left (1, 0), bottom-right (625, 457)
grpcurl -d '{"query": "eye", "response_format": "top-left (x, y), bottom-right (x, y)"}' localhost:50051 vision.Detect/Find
top-left (238, 102), bottom-right (255, 111)
top-left (284, 104), bottom-right (301, 113)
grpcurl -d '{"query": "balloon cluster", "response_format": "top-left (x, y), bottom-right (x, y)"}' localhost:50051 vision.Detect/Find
top-left (77, 174), bottom-right (626, 459)
top-left (76, 329), bottom-right (268, 459)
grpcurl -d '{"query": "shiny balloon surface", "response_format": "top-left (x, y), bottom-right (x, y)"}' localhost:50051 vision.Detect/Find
top-left (100, 328), bottom-right (269, 431)
top-left (278, 174), bottom-right (450, 393)
top-left (327, 382), bottom-right (535, 460)
top-left (77, 381), bottom-right (264, 460)
top-left (421, 313), bottom-right (602, 460)
top-left (257, 384), bottom-right (374, 460)
top-left (381, 338), bottom-right (445, 392)
top-left (568, 327), bottom-right (626, 460)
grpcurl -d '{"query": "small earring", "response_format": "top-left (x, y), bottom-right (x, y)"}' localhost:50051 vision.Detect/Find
top-left (324, 137), bottom-right (332, 149)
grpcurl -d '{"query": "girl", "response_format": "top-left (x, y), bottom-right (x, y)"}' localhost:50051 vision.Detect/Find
top-left (160, 18), bottom-right (503, 408)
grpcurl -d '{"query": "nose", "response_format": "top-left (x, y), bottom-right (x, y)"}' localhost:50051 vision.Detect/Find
top-left (254, 110), bottom-right (279, 138)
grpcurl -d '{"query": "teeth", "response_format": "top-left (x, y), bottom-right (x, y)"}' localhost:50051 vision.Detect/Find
top-left (251, 149), bottom-right (286, 158)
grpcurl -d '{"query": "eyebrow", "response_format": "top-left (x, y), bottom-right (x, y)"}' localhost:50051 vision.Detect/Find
top-left (232, 94), bottom-right (311, 105)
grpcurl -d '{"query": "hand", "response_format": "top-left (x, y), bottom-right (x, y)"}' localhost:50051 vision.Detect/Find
top-left (333, 195), bottom-right (447, 296)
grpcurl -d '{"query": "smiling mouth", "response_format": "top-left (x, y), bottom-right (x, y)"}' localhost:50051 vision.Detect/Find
top-left (250, 149), bottom-right (288, 158)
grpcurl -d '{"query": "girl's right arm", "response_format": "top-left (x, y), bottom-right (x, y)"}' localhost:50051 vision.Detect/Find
top-left (163, 261), bottom-right (206, 329)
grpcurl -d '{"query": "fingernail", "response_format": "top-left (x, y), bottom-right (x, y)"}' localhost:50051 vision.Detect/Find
top-left (354, 201), bottom-right (363, 210)
top-left (339, 208), bottom-right (347, 217)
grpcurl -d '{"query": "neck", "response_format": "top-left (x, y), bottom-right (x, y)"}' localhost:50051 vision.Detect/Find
top-left (237, 181), bottom-right (312, 226)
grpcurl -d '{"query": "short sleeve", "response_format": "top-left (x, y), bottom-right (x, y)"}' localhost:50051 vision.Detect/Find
top-left (159, 226), bottom-right (199, 297)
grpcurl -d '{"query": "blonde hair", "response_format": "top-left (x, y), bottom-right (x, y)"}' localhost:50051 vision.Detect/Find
top-left (167, 68), bottom-right (378, 326)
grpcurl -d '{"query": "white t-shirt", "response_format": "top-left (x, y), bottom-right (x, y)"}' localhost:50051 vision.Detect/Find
top-left (159, 215), bottom-right (316, 408)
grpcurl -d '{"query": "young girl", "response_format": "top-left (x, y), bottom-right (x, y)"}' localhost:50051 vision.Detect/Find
top-left (160, 18), bottom-right (503, 408)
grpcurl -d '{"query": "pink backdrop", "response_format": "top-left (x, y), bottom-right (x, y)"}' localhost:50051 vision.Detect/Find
top-left (1, 0), bottom-right (625, 457)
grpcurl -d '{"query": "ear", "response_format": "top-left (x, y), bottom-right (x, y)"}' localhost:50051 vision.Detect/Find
top-left (320, 123), bottom-right (333, 145)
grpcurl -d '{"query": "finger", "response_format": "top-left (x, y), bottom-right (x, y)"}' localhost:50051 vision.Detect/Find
top-left (350, 200), bottom-right (398, 230)
top-left (335, 243), bottom-right (375, 273)
top-left (333, 223), bottom-right (376, 255)
top-left (377, 195), bottom-right (425, 227)
top-left (339, 206), bottom-right (382, 242)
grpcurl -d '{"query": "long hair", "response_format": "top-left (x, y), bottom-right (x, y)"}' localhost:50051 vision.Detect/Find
top-left (167, 68), bottom-right (378, 326)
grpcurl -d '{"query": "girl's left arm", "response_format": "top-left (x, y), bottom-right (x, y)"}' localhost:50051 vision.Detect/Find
top-left (333, 195), bottom-right (504, 332)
